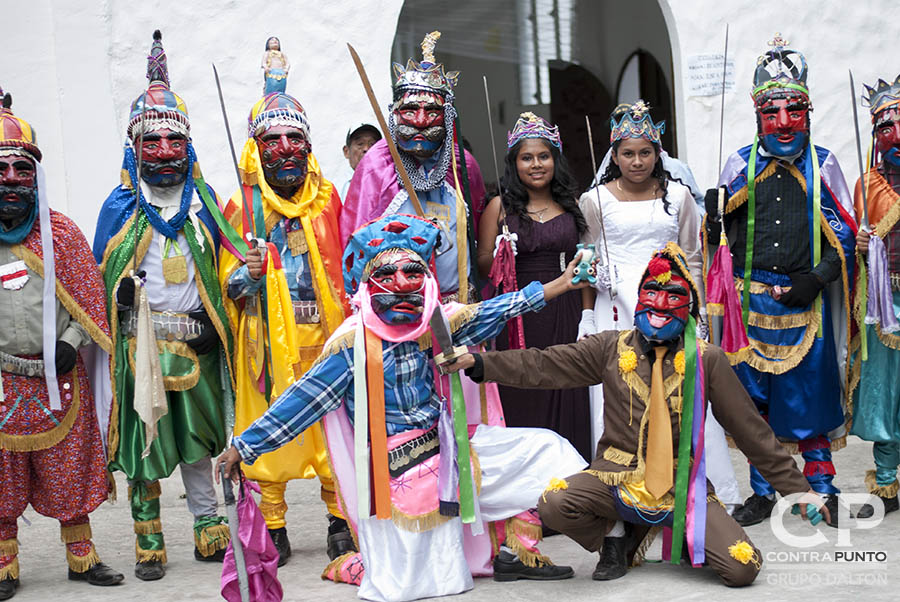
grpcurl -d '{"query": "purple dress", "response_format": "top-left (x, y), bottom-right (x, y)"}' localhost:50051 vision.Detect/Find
top-left (495, 212), bottom-right (592, 460)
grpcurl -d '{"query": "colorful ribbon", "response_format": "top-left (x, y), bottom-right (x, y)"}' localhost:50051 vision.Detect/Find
top-left (365, 325), bottom-right (391, 520)
top-left (668, 314), bottom-right (697, 564)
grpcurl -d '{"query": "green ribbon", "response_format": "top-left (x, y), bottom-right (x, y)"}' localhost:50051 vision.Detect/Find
top-left (859, 260), bottom-right (868, 362)
top-left (669, 315), bottom-right (697, 564)
top-left (742, 137), bottom-right (759, 328)
top-left (450, 372), bottom-right (475, 523)
top-left (193, 173), bottom-right (249, 257)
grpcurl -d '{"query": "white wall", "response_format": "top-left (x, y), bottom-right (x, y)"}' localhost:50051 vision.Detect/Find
top-left (2, 0), bottom-right (898, 241)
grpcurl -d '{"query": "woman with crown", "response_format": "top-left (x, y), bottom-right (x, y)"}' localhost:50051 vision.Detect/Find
top-left (575, 101), bottom-right (740, 577)
top-left (476, 112), bottom-right (592, 461)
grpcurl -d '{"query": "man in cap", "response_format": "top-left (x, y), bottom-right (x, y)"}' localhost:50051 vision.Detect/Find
top-left (339, 123), bottom-right (380, 199)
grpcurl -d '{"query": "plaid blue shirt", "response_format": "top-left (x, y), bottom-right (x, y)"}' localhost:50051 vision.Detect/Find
top-left (233, 281), bottom-right (546, 464)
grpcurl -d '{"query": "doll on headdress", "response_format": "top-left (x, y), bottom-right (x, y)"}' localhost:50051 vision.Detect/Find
top-left (261, 36), bottom-right (290, 95)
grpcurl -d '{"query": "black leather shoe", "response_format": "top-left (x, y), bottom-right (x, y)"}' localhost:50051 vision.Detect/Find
top-left (822, 494), bottom-right (856, 528)
top-left (68, 562), bottom-right (124, 586)
top-left (856, 494), bottom-right (899, 519)
top-left (0, 577), bottom-right (17, 600)
top-left (194, 546), bottom-right (227, 562)
top-left (326, 516), bottom-right (357, 561)
top-left (134, 560), bottom-right (165, 581)
top-left (492, 550), bottom-right (574, 582)
top-left (592, 536), bottom-right (627, 580)
top-left (268, 527), bottom-right (292, 567)
top-left (733, 494), bottom-right (777, 527)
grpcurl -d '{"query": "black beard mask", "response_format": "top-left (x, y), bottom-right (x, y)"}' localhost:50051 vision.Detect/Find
top-left (395, 125), bottom-right (446, 159)
top-left (370, 292), bottom-right (425, 323)
top-left (260, 151), bottom-right (309, 194)
top-left (140, 157), bottom-right (190, 187)
top-left (0, 185), bottom-right (36, 223)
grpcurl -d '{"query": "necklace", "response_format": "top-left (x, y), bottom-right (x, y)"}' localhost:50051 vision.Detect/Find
top-left (616, 178), bottom-right (658, 201)
top-left (526, 204), bottom-right (551, 223)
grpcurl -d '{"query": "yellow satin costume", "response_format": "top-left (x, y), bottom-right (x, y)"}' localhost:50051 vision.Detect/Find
top-left (219, 138), bottom-right (348, 527)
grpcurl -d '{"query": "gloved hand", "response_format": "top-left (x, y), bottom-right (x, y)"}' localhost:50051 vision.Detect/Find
top-left (115, 270), bottom-right (146, 307)
top-left (186, 310), bottom-right (219, 355)
top-left (704, 187), bottom-right (726, 242)
top-left (577, 309), bottom-right (596, 341)
top-left (493, 231), bottom-right (518, 258)
top-left (777, 272), bottom-right (824, 308)
top-left (55, 340), bottom-right (77, 374)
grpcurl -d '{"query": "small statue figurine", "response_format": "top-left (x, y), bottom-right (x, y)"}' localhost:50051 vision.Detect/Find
top-left (261, 36), bottom-right (290, 95)
top-left (571, 243), bottom-right (597, 285)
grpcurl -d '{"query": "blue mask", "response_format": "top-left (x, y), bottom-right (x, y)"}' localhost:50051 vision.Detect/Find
top-left (759, 130), bottom-right (808, 158)
top-left (634, 308), bottom-right (687, 342)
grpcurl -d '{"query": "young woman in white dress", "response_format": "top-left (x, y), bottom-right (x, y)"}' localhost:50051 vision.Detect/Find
top-left (576, 102), bottom-right (741, 525)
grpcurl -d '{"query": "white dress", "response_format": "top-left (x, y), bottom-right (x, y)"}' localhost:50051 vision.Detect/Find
top-left (578, 180), bottom-right (741, 509)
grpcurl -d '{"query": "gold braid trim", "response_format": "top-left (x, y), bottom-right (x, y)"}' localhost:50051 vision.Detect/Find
top-left (0, 375), bottom-right (80, 452)
top-left (311, 330), bottom-right (355, 369)
top-left (133, 519), bottom-right (163, 535)
top-left (865, 470), bottom-right (899, 498)
top-left (742, 312), bottom-right (820, 374)
top-left (66, 544), bottom-right (101, 573)
top-left (733, 279), bottom-right (777, 294)
top-left (320, 551), bottom-right (356, 583)
top-left (505, 519), bottom-right (551, 568)
top-left (194, 220), bottom-right (235, 389)
top-left (724, 160), bottom-right (781, 214)
top-left (726, 434), bottom-right (846, 454)
top-left (390, 507), bottom-right (451, 533)
top-left (11, 245), bottom-right (113, 353)
top-left (127, 480), bottom-right (162, 502)
top-left (126, 338), bottom-right (201, 392)
top-left (0, 540), bottom-right (17, 557)
top-left (60, 523), bottom-right (92, 544)
top-left (875, 324), bottom-right (900, 350)
top-left (748, 309), bottom-right (817, 329)
top-left (0, 558), bottom-right (18, 581)
top-left (603, 446), bottom-right (635, 466)
top-left (194, 523), bottom-right (230, 556)
top-left (135, 540), bottom-right (167, 564)
top-left (874, 188), bottom-right (900, 239)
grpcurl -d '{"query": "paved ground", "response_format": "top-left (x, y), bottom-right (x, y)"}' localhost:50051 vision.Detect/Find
top-left (9, 437), bottom-right (899, 601)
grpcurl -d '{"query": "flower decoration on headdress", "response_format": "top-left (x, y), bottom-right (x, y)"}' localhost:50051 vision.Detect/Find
top-left (507, 112), bottom-right (562, 150)
top-left (610, 99), bottom-right (665, 145)
top-left (127, 30), bottom-right (190, 140)
top-left (342, 214), bottom-right (440, 295)
top-left (0, 87), bottom-right (41, 162)
top-left (752, 33), bottom-right (810, 104)
top-left (392, 30), bottom-right (459, 98)
top-left (247, 92), bottom-right (310, 139)
top-left (862, 74), bottom-right (900, 122)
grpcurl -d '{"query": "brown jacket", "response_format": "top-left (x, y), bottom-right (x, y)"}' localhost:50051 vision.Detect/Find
top-left (480, 329), bottom-right (809, 497)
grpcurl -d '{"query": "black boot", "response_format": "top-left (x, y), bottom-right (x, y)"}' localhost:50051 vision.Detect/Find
top-left (492, 550), bottom-right (574, 582)
top-left (0, 577), bottom-right (17, 600)
top-left (268, 527), bottom-right (292, 567)
top-left (856, 494), bottom-right (899, 519)
top-left (134, 560), bottom-right (165, 581)
top-left (326, 515), bottom-right (357, 561)
top-left (822, 494), bottom-right (857, 528)
top-left (732, 494), bottom-right (777, 527)
top-left (194, 546), bottom-right (227, 562)
top-left (592, 536), bottom-right (627, 581)
top-left (69, 562), bottom-right (125, 586)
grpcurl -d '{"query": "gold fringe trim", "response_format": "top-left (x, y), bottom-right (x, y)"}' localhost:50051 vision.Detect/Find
top-left (60, 523), bottom-right (92, 544)
top-left (874, 185), bottom-right (900, 240)
top-left (126, 337), bottom-right (201, 392)
top-left (819, 210), bottom-right (854, 415)
top-left (865, 470), bottom-right (899, 498)
top-left (320, 551), bottom-right (356, 583)
top-left (726, 434), bottom-right (846, 454)
top-left (724, 160), bottom-right (782, 214)
top-left (742, 311), bottom-right (820, 374)
top-left (416, 303), bottom-right (481, 351)
top-left (0, 558), bottom-right (18, 581)
top-left (106, 470), bottom-right (117, 503)
top-left (0, 375), bottom-right (80, 452)
top-left (390, 507), bottom-right (450, 533)
top-left (12, 244), bottom-right (113, 354)
top-left (194, 523), bottom-right (230, 556)
top-left (66, 545), bottom-right (101, 573)
top-left (506, 516), bottom-right (543, 543)
top-left (603, 446), bottom-right (635, 466)
top-left (632, 526), bottom-right (662, 567)
top-left (135, 540), bottom-right (167, 564)
top-left (133, 518), bottom-right (162, 535)
top-left (0, 540), bottom-right (17, 558)
top-left (258, 500), bottom-right (288, 522)
top-left (747, 308), bottom-right (817, 329)
top-left (875, 323), bottom-right (900, 351)
top-left (505, 523), bottom-right (551, 568)
top-left (127, 480), bottom-right (162, 502)
top-left (734, 278), bottom-right (782, 295)
top-left (583, 467), bottom-right (642, 486)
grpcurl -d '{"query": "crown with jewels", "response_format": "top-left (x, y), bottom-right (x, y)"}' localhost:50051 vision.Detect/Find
top-left (752, 33), bottom-right (809, 102)
top-left (610, 100), bottom-right (665, 145)
top-left (392, 31), bottom-right (459, 98)
top-left (862, 74), bottom-right (900, 121)
top-left (507, 112), bottom-right (562, 150)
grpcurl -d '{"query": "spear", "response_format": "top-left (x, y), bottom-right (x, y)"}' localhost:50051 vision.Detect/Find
top-left (849, 69), bottom-right (869, 229)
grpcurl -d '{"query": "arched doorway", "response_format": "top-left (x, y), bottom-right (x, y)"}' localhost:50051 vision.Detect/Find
top-left (616, 49), bottom-right (675, 155)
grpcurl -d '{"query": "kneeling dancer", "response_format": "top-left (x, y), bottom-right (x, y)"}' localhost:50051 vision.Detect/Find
top-left (452, 244), bottom-right (828, 587)
top-left (219, 214), bottom-right (586, 601)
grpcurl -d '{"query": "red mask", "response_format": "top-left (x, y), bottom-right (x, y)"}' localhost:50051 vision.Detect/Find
top-left (255, 124), bottom-right (310, 197)
top-left (0, 151), bottom-right (37, 223)
top-left (634, 267), bottom-right (691, 341)
top-left (874, 107), bottom-right (900, 166)
top-left (368, 249), bottom-right (428, 324)
top-left (756, 95), bottom-right (810, 157)
top-left (393, 91), bottom-right (446, 159)
top-left (138, 127), bottom-right (189, 186)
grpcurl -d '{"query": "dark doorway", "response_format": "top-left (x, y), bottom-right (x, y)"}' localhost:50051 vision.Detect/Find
top-left (616, 49), bottom-right (676, 156)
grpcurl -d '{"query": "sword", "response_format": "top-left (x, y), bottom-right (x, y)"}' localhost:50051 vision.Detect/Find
top-left (849, 69), bottom-right (869, 229)
top-left (716, 24), bottom-right (730, 186)
top-left (219, 464), bottom-right (250, 602)
top-left (585, 115), bottom-right (617, 301)
top-left (430, 306), bottom-right (468, 367)
top-left (132, 90), bottom-right (148, 276)
top-left (482, 76), bottom-right (512, 239)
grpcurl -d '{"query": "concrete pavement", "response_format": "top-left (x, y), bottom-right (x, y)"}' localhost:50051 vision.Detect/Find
top-left (8, 437), bottom-right (899, 601)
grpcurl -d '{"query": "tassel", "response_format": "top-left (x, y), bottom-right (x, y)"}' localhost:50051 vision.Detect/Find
top-left (66, 545), bottom-right (101, 573)
top-left (865, 470), bottom-right (900, 498)
top-left (135, 540), bottom-right (167, 564)
top-left (60, 523), bottom-right (92, 544)
top-left (133, 518), bottom-right (163, 535)
top-left (194, 522), bottom-right (230, 557)
top-left (0, 558), bottom-right (18, 581)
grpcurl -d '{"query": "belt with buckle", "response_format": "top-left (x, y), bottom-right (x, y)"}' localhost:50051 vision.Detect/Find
top-left (0, 350), bottom-right (44, 376)
top-left (891, 273), bottom-right (900, 292)
top-left (245, 298), bottom-right (320, 324)
top-left (387, 427), bottom-right (440, 478)
top-left (121, 310), bottom-right (202, 342)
